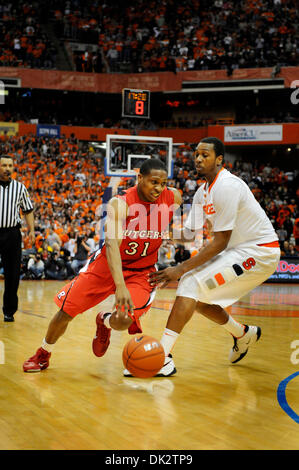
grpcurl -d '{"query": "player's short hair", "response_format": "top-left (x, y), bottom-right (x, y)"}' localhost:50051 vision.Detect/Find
top-left (139, 158), bottom-right (167, 176)
top-left (0, 154), bottom-right (13, 161)
top-left (200, 137), bottom-right (225, 159)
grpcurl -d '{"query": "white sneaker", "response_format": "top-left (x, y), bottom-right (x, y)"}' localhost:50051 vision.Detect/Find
top-left (123, 354), bottom-right (177, 377)
top-left (229, 325), bottom-right (261, 363)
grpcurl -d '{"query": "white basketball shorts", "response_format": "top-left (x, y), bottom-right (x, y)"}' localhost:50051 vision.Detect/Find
top-left (176, 243), bottom-right (280, 308)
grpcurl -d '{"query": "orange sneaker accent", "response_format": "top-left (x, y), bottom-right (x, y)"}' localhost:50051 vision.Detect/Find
top-left (92, 313), bottom-right (111, 357)
top-left (23, 347), bottom-right (51, 373)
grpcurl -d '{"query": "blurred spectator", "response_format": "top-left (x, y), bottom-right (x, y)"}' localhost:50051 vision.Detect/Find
top-left (106, 45), bottom-right (119, 72)
top-left (64, 230), bottom-right (76, 258)
top-left (288, 243), bottom-right (298, 257)
top-left (44, 250), bottom-right (67, 280)
top-left (281, 240), bottom-right (298, 258)
top-left (174, 244), bottom-right (191, 264)
top-left (58, 246), bottom-right (75, 278)
top-left (276, 224), bottom-right (288, 247)
top-left (71, 233), bottom-right (91, 274)
top-left (184, 176), bottom-right (197, 196)
top-left (85, 228), bottom-right (97, 253)
top-left (46, 228), bottom-right (62, 250)
top-left (157, 240), bottom-right (176, 270)
top-left (294, 218), bottom-right (299, 247)
top-left (27, 253), bottom-right (45, 279)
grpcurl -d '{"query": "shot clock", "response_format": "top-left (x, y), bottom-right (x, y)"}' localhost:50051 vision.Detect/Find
top-left (122, 88), bottom-right (150, 119)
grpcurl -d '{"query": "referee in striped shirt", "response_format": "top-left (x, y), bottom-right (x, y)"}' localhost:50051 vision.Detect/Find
top-left (0, 155), bottom-right (35, 322)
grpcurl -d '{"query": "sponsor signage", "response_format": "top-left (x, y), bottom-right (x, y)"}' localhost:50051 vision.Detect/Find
top-left (224, 125), bottom-right (283, 142)
top-left (267, 257), bottom-right (299, 283)
top-left (0, 122), bottom-right (19, 136)
top-left (36, 124), bottom-right (61, 137)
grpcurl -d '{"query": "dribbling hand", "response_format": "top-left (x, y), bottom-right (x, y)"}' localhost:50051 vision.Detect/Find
top-left (115, 285), bottom-right (135, 318)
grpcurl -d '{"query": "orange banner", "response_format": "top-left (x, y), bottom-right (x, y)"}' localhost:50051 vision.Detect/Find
top-left (0, 66), bottom-right (298, 93)
top-left (17, 122), bottom-right (299, 144)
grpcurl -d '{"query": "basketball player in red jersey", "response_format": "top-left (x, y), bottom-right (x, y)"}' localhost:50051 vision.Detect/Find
top-left (23, 159), bottom-right (182, 373)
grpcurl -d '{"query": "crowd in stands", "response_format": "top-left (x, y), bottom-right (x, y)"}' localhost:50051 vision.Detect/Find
top-left (51, 0), bottom-right (298, 74)
top-left (0, 1), bottom-right (297, 75)
top-left (0, 134), bottom-right (108, 280)
top-left (0, 0), bottom-right (57, 69)
top-left (0, 134), bottom-right (297, 281)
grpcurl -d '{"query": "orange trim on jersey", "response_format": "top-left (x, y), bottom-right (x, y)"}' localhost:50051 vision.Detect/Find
top-left (208, 167), bottom-right (224, 193)
top-left (257, 241), bottom-right (280, 248)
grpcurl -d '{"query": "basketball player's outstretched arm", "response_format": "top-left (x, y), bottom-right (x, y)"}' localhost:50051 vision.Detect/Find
top-left (105, 197), bottom-right (135, 316)
top-left (150, 229), bottom-right (232, 287)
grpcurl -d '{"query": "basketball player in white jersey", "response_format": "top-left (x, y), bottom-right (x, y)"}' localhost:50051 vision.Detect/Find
top-left (148, 137), bottom-right (280, 376)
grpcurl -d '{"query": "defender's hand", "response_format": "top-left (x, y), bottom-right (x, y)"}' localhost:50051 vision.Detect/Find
top-left (149, 266), bottom-right (184, 288)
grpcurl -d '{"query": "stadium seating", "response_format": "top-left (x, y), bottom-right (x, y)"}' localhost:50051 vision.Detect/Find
top-left (50, 0), bottom-right (298, 73)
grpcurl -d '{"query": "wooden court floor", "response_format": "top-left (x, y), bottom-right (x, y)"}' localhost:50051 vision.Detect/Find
top-left (0, 279), bottom-right (299, 450)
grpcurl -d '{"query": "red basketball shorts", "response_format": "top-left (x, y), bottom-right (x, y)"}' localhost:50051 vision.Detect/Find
top-left (54, 254), bottom-right (156, 334)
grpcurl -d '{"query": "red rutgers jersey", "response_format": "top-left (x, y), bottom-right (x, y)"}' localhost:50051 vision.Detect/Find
top-left (54, 185), bottom-right (175, 327)
top-left (102, 185), bottom-right (175, 269)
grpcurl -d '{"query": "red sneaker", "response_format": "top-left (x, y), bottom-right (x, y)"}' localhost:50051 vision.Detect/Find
top-left (92, 312), bottom-right (111, 357)
top-left (23, 347), bottom-right (51, 373)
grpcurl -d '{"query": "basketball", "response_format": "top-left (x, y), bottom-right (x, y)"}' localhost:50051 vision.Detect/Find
top-left (122, 335), bottom-right (165, 378)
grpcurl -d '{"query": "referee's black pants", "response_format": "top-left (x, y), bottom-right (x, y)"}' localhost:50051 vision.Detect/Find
top-left (0, 227), bottom-right (22, 318)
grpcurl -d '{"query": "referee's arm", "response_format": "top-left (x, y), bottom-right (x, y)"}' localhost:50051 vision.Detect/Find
top-left (21, 185), bottom-right (35, 245)
top-left (23, 210), bottom-right (35, 245)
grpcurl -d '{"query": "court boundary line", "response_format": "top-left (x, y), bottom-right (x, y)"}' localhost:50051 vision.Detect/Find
top-left (277, 371), bottom-right (299, 424)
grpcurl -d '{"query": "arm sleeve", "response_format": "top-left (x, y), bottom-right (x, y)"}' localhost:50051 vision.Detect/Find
top-left (20, 185), bottom-right (34, 213)
top-left (212, 180), bottom-right (242, 232)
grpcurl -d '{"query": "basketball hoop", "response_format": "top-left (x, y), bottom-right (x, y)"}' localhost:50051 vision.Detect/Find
top-left (105, 134), bottom-right (173, 178)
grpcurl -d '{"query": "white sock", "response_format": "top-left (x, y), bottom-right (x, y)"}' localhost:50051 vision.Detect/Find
top-left (222, 316), bottom-right (246, 338)
top-left (160, 328), bottom-right (179, 357)
top-left (41, 338), bottom-right (55, 353)
top-left (103, 313), bottom-right (112, 329)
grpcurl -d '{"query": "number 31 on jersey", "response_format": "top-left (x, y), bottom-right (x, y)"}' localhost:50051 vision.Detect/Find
top-left (125, 241), bottom-right (150, 257)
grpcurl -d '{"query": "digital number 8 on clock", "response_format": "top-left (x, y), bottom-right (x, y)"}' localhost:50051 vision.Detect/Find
top-left (122, 88), bottom-right (150, 119)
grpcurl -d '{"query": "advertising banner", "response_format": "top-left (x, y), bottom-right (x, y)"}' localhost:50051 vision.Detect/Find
top-left (224, 125), bottom-right (283, 142)
top-left (0, 66), bottom-right (298, 93)
top-left (36, 124), bottom-right (61, 138)
top-left (266, 257), bottom-right (299, 283)
top-left (0, 122), bottom-right (19, 136)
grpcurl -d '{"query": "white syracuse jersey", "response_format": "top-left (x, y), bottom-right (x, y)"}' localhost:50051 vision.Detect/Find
top-left (185, 167), bottom-right (278, 249)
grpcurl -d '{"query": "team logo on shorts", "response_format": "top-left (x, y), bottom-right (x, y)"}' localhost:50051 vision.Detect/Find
top-left (57, 290), bottom-right (66, 300)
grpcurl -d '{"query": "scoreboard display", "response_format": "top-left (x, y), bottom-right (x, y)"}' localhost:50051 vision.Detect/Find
top-left (122, 88), bottom-right (150, 119)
